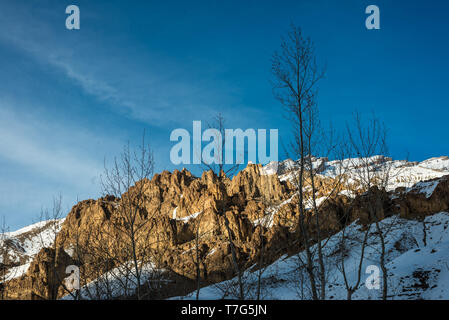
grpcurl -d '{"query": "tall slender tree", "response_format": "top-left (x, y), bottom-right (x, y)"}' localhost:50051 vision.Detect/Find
top-left (271, 24), bottom-right (325, 300)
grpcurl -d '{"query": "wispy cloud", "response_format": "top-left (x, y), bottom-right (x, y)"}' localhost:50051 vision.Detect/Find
top-left (0, 0), bottom-right (271, 229)
top-left (0, 4), bottom-right (234, 127)
top-left (0, 102), bottom-right (104, 187)
top-left (0, 99), bottom-right (121, 229)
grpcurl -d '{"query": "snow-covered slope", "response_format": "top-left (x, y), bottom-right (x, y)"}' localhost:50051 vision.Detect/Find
top-left (270, 155), bottom-right (449, 192)
top-left (0, 219), bottom-right (64, 281)
top-left (3, 156), bottom-right (448, 300)
top-left (175, 212), bottom-right (449, 300)
top-left (62, 262), bottom-right (168, 300)
top-left (172, 156), bottom-right (449, 300)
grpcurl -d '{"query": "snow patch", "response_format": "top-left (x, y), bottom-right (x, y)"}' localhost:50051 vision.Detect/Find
top-left (175, 212), bottom-right (449, 300)
top-left (177, 211), bottom-right (202, 223)
top-left (407, 180), bottom-right (440, 198)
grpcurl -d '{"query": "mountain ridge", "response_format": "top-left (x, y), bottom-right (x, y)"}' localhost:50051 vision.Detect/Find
top-left (1, 155), bottom-right (449, 300)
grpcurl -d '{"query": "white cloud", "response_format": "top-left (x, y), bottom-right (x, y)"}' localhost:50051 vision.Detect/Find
top-left (0, 103), bottom-right (104, 187)
top-left (0, 13), bottom-right (225, 127)
top-left (0, 102), bottom-right (112, 229)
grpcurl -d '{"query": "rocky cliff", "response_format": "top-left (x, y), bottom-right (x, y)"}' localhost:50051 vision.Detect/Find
top-left (1, 156), bottom-right (449, 300)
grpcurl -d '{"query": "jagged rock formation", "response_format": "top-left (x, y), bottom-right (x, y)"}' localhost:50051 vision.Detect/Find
top-left (394, 176), bottom-right (449, 219)
top-left (0, 219), bottom-right (64, 268)
top-left (4, 247), bottom-right (74, 299)
top-left (1, 156), bottom-right (449, 300)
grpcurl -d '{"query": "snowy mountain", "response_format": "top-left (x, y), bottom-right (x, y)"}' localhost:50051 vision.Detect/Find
top-left (173, 156), bottom-right (449, 300)
top-left (175, 212), bottom-right (449, 300)
top-left (272, 155), bottom-right (449, 191)
top-left (1, 155), bottom-right (449, 300)
top-left (0, 219), bottom-right (64, 282)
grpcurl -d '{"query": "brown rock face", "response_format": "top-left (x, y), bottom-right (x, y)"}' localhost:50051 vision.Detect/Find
top-left (3, 163), bottom-right (448, 300)
top-left (4, 247), bottom-right (74, 300)
top-left (394, 176), bottom-right (449, 219)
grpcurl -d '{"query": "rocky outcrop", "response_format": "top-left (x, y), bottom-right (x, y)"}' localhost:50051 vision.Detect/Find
top-left (3, 247), bottom-right (74, 300)
top-left (394, 176), bottom-right (449, 219)
top-left (2, 161), bottom-right (449, 300)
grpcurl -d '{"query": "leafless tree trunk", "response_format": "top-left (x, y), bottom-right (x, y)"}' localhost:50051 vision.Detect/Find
top-left (195, 215), bottom-right (201, 300)
top-left (271, 24), bottom-right (325, 300)
top-left (255, 171), bottom-right (277, 300)
top-left (201, 113), bottom-right (244, 299)
top-left (34, 194), bottom-right (79, 300)
top-left (101, 133), bottom-right (155, 300)
top-left (180, 203), bottom-right (208, 300)
top-left (338, 215), bottom-right (371, 300)
top-left (0, 217), bottom-right (10, 300)
top-left (346, 112), bottom-right (391, 300)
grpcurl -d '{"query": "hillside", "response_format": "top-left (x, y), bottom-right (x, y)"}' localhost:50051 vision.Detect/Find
top-left (175, 212), bottom-right (449, 300)
top-left (0, 219), bottom-right (64, 282)
top-left (1, 155), bottom-right (449, 300)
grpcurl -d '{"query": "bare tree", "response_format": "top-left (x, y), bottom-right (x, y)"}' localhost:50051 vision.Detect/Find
top-left (302, 94), bottom-right (344, 300)
top-left (202, 113), bottom-right (245, 299)
top-left (0, 216), bottom-right (10, 300)
top-left (271, 24), bottom-right (326, 300)
top-left (100, 133), bottom-right (155, 300)
top-left (178, 201), bottom-right (216, 300)
top-left (345, 112), bottom-right (391, 300)
top-left (335, 182), bottom-right (371, 300)
top-left (193, 209), bottom-right (203, 300)
top-left (255, 186), bottom-right (270, 300)
top-left (31, 194), bottom-right (77, 300)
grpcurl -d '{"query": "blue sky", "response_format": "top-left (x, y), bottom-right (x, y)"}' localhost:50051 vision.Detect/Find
top-left (0, 0), bottom-right (448, 229)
